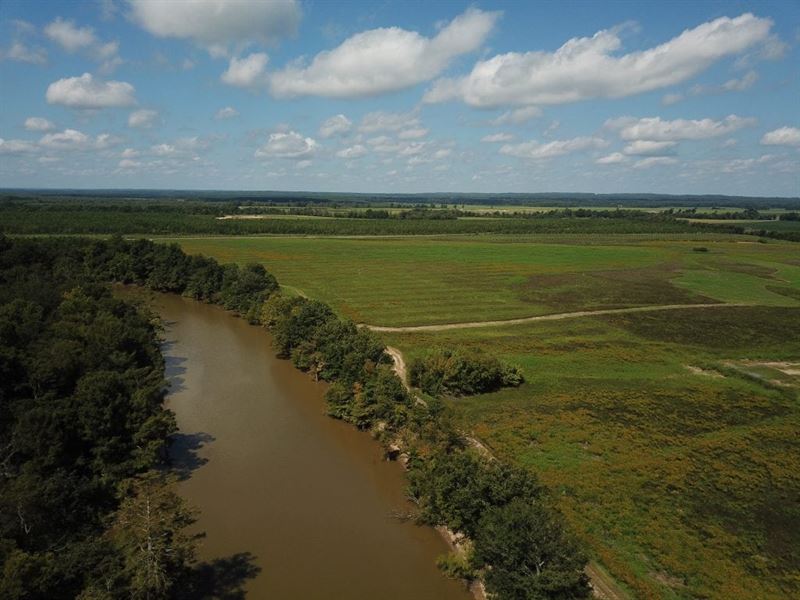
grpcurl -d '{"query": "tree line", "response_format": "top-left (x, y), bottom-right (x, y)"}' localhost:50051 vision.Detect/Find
top-left (0, 235), bottom-right (591, 599)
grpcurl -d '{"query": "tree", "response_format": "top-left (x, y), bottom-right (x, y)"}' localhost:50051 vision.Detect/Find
top-left (472, 498), bottom-right (590, 600)
top-left (110, 472), bottom-right (198, 600)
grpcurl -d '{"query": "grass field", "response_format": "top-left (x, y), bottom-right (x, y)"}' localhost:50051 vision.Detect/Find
top-left (160, 233), bottom-right (800, 599)
top-left (164, 235), bottom-right (800, 326)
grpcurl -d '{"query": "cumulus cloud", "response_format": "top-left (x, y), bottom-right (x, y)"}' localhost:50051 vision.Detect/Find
top-left (46, 73), bottom-right (136, 108)
top-left (595, 152), bottom-right (627, 165)
top-left (24, 117), bottom-right (55, 132)
top-left (0, 138), bottom-right (38, 154)
top-left (128, 109), bottom-right (158, 128)
top-left (45, 18), bottom-right (96, 52)
top-left (622, 140), bottom-right (677, 156)
top-left (319, 114), bottom-right (352, 138)
top-left (2, 41), bottom-right (47, 64)
top-left (499, 136), bottom-right (607, 160)
top-left (215, 106), bottom-right (239, 119)
top-left (398, 128), bottom-right (428, 139)
top-left (607, 115), bottom-right (756, 141)
top-left (255, 131), bottom-right (318, 159)
top-left (489, 106), bottom-right (542, 126)
top-left (221, 53), bottom-right (269, 88)
top-left (425, 13), bottom-right (772, 107)
top-left (269, 8), bottom-right (500, 98)
top-left (39, 128), bottom-right (120, 150)
top-left (44, 17), bottom-right (122, 72)
top-left (129, 0), bottom-right (301, 54)
top-left (761, 126), bottom-right (800, 146)
top-left (482, 133), bottom-right (515, 143)
top-left (336, 144), bottom-right (367, 159)
top-left (359, 110), bottom-right (421, 133)
top-left (633, 156), bottom-right (678, 169)
top-left (149, 137), bottom-right (209, 157)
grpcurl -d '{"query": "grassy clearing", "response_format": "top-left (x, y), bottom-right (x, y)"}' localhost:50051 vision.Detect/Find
top-left (382, 308), bottom-right (800, 600)
top-left (159, 233), bottom-right (800, 598)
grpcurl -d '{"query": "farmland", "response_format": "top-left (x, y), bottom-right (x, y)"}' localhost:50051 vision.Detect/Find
top-left (161, 232), bottom-right (800, 599)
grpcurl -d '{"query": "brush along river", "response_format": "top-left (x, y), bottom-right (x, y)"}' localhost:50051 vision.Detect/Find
top-left (149, 292), bottom-right (469, 599)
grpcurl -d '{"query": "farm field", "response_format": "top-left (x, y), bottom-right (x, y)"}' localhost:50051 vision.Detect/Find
top-left (163, 234), bottom-right (800, 326)
top-left (161, 233), bottom-right (800, 599)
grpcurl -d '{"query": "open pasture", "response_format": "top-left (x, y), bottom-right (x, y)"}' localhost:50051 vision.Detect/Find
top-left (383, 306), bottom-right (800, 600)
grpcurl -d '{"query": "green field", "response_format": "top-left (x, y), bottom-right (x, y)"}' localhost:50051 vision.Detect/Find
top-left (165, 235), bottom-right (800, 326)
top-left (161, 232), bottom-right (800, 599)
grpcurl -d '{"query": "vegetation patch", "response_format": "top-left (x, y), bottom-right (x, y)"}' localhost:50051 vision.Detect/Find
top-left (409, 347), bottom-right (524, 396)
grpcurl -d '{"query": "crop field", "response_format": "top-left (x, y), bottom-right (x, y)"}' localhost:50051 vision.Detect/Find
top-left (164, 235), bottom-right (800, 326)
top-left (161, 232), bottom-right (800, 599)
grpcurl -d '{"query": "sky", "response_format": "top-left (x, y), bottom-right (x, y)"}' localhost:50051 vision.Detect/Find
top-left (0, 0), bottom-right (798, 196)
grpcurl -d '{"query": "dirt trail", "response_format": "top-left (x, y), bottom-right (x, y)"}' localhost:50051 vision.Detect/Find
top-left (365, 302), bottom-right (747, 333)
top-left (385, 346), bottom-right (408, 388)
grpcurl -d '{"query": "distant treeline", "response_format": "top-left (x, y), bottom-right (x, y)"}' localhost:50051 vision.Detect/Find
top-left (0, 235), bottom-right (591, 599)
top-left (0, 204), bottom-right (753, 236)
top-left (4, 189), bottom-right (799, 209)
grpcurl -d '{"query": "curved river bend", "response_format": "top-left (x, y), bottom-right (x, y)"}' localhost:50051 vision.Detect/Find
top-left (152, 293), bottom-right (469, 599)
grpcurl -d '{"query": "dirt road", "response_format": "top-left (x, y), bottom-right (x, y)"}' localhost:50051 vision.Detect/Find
top-left (365, 302), bottom-right (746, 333)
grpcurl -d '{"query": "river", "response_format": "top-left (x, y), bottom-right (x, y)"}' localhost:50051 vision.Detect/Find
top-left (149, 292), bottom-right (470, 599)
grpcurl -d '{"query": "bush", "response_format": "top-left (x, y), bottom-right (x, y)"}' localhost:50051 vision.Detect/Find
top-left (409, 347), bottom-right (524, 396)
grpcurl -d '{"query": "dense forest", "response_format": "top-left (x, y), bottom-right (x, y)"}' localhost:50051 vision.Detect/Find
top-left (0, 235), bottom-right (591, 599)
top-left (3, 195), bottom-right (799, 241)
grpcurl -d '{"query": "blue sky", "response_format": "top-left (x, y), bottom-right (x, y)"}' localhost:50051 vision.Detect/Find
top-left (0, 0), bottom-right (798, 195)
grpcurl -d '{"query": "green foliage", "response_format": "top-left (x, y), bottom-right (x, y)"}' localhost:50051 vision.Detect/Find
top-left (409, 347), bottom-right (523, 396)
top-left (436, 551), bottom-right (476, 581)
top-left (472, 498), bottom-right (590, 600)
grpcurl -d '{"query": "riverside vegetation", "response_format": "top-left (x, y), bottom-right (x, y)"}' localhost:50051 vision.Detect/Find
top-left (0, 235), bottom-right (590, 600)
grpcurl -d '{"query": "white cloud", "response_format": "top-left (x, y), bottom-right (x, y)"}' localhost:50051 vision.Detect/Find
top-left (128, 0), bottom-right (301, 53)
top-left (121, 148), bottom-right (140, 158)
top-left (44, 17), bottom-right (121, 72)
top-left (46, 73), bottom-right (136, 108)
top-left (221, 53), bottom-right (269, 88)
top-left (499, 136), bottom-right (607, 160)
top-left (319, 114), bottom-right (352, 138)
top-left (761, 126), bottom-right (800, 146)
top-left (215, 106), bottom-right (239, 120)
top-left (633, 156), bottom-right (678, 169)
top-left (398, 128), bottom-right (428, 139)
top-left (0, 138), bottom-right (38, 154)
top-left (149, 137), bottom-right (209, 157)
top-left (622, 140), bottom-right (677, 156)
top-left (269, 8), bottom-right (500, 98)
top-left (24, 117), bottom-right (56, 132)
top-left (359, 110), bottom-right (420, 133)
top-left (255, 131), bottom-right (318, 159)
top-left (595, 152), bottom-right (627, 165)
top-left (607, 115), bottom-right (755, 141)
top-left (118, 158), bottom-right (141, 169)
top-left (661, 93), bottom-right (684, 106)
top-left (720, 154), bottom-right (775, 172)
top-left (39, 128), bottom-right (120, 150)
top-left (482, 133), bottom-right (515, 143)
top-left (489, 106), bottom-right (542, 125)
top-left (2, 42), bottom-right (47, 64)
top-left (425, 14), bottom-right (772, 107)
top-left (336, 144), bottom-right (367, 159)
top-left (45, 18), bottom-right (96, 52)
top-left (128, 109), bottom-right (158, 128)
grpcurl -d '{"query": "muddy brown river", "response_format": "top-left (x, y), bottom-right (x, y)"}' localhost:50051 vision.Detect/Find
top-left (150, 293), bottom-right (470, 599)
